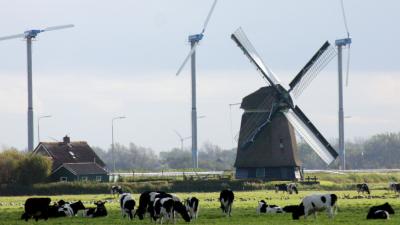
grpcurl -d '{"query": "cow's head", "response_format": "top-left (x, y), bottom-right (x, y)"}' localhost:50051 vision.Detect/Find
top-left (174, 201), bottom-right (191, 222)
top-left (382, 203), bottom-right (395, 214)
top-left (292, 204), bottom-right (304, 220)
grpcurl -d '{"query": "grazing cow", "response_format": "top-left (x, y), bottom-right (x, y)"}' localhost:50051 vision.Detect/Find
top-left (356, 183), bottom-right (370, 195)
top-left (153, 197), bottom-right (175, 224)
top-left (21, 197), bottom-right (51, 221)
top-left (275, 183), bottom-right (298, 194)
top-left (58, 200), bottom-right (86, 217)
top-left (257, 200), bottom-right (283, 214)
top-left (283, 205), bottom-right (299, 213)
top-left (366, 202), bottom-right (395, 220)
top-left (389, 182), bottom-right (400, 193)
top-left (219, 189), bottom-right (234, 216)
top-left (135, 191), bottom-right (180, 220)
top-left (292, 193), bottom-right (338, 220)
top-left (111, 185), bottom-right (123, 196)
top-left (185, 197), bottom-right (199, 219)
top-left (82, 201), bottom-right (108, 218)
top-left (120, 193), bottom-right (136, 220)
top-left (367, 210), bottom-right (390, 219)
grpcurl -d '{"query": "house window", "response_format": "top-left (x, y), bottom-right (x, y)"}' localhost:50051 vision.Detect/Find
top-left (96, 176), bottom-right (102, 182)
top-left (256, 168), bottom-right (265, 178)
top-left (60, 177), bottom-right (68, 182)
top-left (81, 176), bottom-right (88, 182)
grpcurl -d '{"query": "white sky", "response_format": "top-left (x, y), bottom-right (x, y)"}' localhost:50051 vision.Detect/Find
top-left (0, 0), bottom-right (399, 151)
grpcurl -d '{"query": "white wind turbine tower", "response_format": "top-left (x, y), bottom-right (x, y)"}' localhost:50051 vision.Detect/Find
top-left (0, 24), bottom-right (74, 151)
top-left (176, 0), bottom-right (218, 168)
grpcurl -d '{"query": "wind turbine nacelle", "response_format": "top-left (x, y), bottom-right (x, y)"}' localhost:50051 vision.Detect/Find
top-left (24, 30), bottom-right (42, 39)
top-left (335, 38), bottom-right (352, 46)
top-left (188, 34), bottom-right (204, 42)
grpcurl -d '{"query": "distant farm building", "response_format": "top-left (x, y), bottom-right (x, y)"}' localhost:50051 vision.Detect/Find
top-left (33, 136), bottom-right (108, 182)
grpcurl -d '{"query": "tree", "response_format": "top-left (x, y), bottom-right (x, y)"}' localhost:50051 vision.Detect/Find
top-left (0, 149), bottom-right (24, 184)
top-left (17, 154), bottom-right (52, 185)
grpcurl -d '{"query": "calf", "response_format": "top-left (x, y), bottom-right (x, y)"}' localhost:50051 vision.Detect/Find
top-left (292, 193), bottom-right (338, 220)
top-left (21, 197), bottom-right (51, 221)
top-left (275, 183), bottom-right (298, 194)
top-left (257, 200), bottom-right (283, 214)
top-left (58, 200), bottom-right (85, 217)
top-left (287, 183), bottom-right (299, 194)
top-left (111, 185), bottom-right (123, 197)
top-left (219, 189), bottom-right (234, 217)
top-left (185, 197), bottom-right (199, 219)
top-left (366, 202), bottom-right (394, 220)
top-left (356, 183), bottom-right (370, 195)
top-left (82, 201), bottom-right (108, 218)
top-left (120, 193), bottom-right (136, 220)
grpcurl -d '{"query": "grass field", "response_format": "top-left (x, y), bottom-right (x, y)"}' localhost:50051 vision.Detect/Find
top-left (1, 190), bottom-right (400, 225)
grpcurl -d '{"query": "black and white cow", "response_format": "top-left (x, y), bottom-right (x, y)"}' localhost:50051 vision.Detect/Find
top-left (292, 193), bottom-right (338, 220)
top-left (389, 182), bottom-right (400, 193)
top-left (135, 191), bottom-right (181, 220)
top-left (57, 200), bottom-right (86, 217)
top-left (256, 200), bottom-right (283, 214)
top-left (153, 197), bottom-right (175, 224)
top-left (111, 185), bottom-right (123, 197)
top-left (219, 189), bottom-right (234, 217)
top-left (48, 200), bottom-right (68, 218)
top-left (275, 183), bottom-right (298, 194)
top-left (356, 183), bottom-right (370, 195)
top-left (366, 202), bottom-right (394, 220)
top-left (120, 193), bottom-right (136, 220)
top-left (82, 201), bottom-right (108, 218)
top-left (185, 197), bottom-right (199, 220)
top-left (173, 200), bottom-right (191, 222)
top-left (21, 197), bottom-right (51, 221)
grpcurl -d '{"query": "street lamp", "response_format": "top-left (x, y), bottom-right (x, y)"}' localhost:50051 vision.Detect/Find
top-left (37, 115), bottom-right (51, 144)
top-left (112, 116), bottom-right (126, 173)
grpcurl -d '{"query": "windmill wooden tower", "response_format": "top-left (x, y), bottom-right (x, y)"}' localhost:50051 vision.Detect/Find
top-left (231, 28), bottom-right (339, 181)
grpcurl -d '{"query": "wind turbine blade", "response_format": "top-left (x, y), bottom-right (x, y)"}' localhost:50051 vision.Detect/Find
top-left (201, 0), bottom-right (218, 34)
top-left (0, 33), bottom-right (25, 41)
top-left (176, 42), bottom-right (199, 76)
top-left (173, 130), bottom-right (183, 140)
top-left (231, 27), bottom-right (281, 86)
top-left (345, 44), bottom-right (351, 86)
top-left (43, 24), bottom-right (74, 32)
top-left (284, 107), bottom-right (338, 164)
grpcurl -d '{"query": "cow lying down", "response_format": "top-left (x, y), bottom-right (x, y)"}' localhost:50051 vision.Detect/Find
top-left (82, 201), bottom-right (108, 218)
top-left (292, 193), bottom-right (338, 220)
top-left (257, 200), bottom-right (283, 214)
top-left (367, 202), bottom-right (395, 220)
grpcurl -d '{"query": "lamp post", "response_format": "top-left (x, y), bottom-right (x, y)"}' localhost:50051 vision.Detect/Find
top-left (37, 115), bottom-right (51, 144)
top-left (112, 116), bottom-right (126, 173)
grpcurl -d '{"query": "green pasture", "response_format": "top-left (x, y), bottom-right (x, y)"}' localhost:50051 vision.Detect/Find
top-left (1, 190), bottom-right (400, 225)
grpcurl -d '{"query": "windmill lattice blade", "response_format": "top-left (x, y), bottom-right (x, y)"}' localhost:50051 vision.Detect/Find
top-left (231, 27), bottom-right (281, 86)
top-left (289, 41), bottom-right (337, 98)
top-left (284, 106), bottom-right (338, 164)
top-left (176, 42), bottom-right (199, 76)
top-left (43, 24), bottom-right (74, 32)
top-left (201, 0), bottom-right (218, 34)
top-left (0, 33), bottom-right (25, 41)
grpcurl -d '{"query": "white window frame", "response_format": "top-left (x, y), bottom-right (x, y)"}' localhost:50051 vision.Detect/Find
top-left (60, 177), bottom-right (68, 182)
top-left (96, 176), bottom-right (102, 182)
top-left (81, 176), bottom-right (88, 182)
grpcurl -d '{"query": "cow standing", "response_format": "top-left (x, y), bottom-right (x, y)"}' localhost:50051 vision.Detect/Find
top-left (356, 183), bottom-right (370, 195)
top-left (219, 189), bottom-right (234, 217)
top-left (120, 193), bottom-right (136, 220)
top-left (292, 193), bottom-right (338, 220)
top-left (185, 197), bottom-right (199, 220)
top-left (275, 183), bottom-right (298, 194)
top-left (367, 202), bottom-right (395, 220)
top-left (82, 201), bottom-right (108, 218)
top-left (21, 198), bottom-right (51, 221)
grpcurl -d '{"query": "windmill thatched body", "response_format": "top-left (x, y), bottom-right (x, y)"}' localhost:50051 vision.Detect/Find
top-left (235, 87), bottom-right (302, 180)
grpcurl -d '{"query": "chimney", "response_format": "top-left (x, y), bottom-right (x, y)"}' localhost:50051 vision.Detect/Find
top-left (63, 135), bottom-right (70, 144)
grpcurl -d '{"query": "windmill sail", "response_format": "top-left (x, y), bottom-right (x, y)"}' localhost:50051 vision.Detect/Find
top-left (284, 106), bottom-right (338, 164)
top-left (288, 41), bottom-right (337, 98)
top-left (231, 28), bottom-right (281, 86)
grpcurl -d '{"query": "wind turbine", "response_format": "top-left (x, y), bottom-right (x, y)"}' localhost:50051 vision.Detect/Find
top-left (176, 0), bottom-right (218, 168)
top-left (0, 24), bottom-right (74, 151)
top-left (173, 130), bottom-right (191, 151)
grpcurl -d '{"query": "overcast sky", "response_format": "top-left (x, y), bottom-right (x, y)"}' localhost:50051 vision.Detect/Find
top-left (0, 0), bottom-right (399, 152)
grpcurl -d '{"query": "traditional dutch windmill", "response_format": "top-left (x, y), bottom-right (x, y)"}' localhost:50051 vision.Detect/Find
top-left (231, 28), bottom-right (338, 180)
